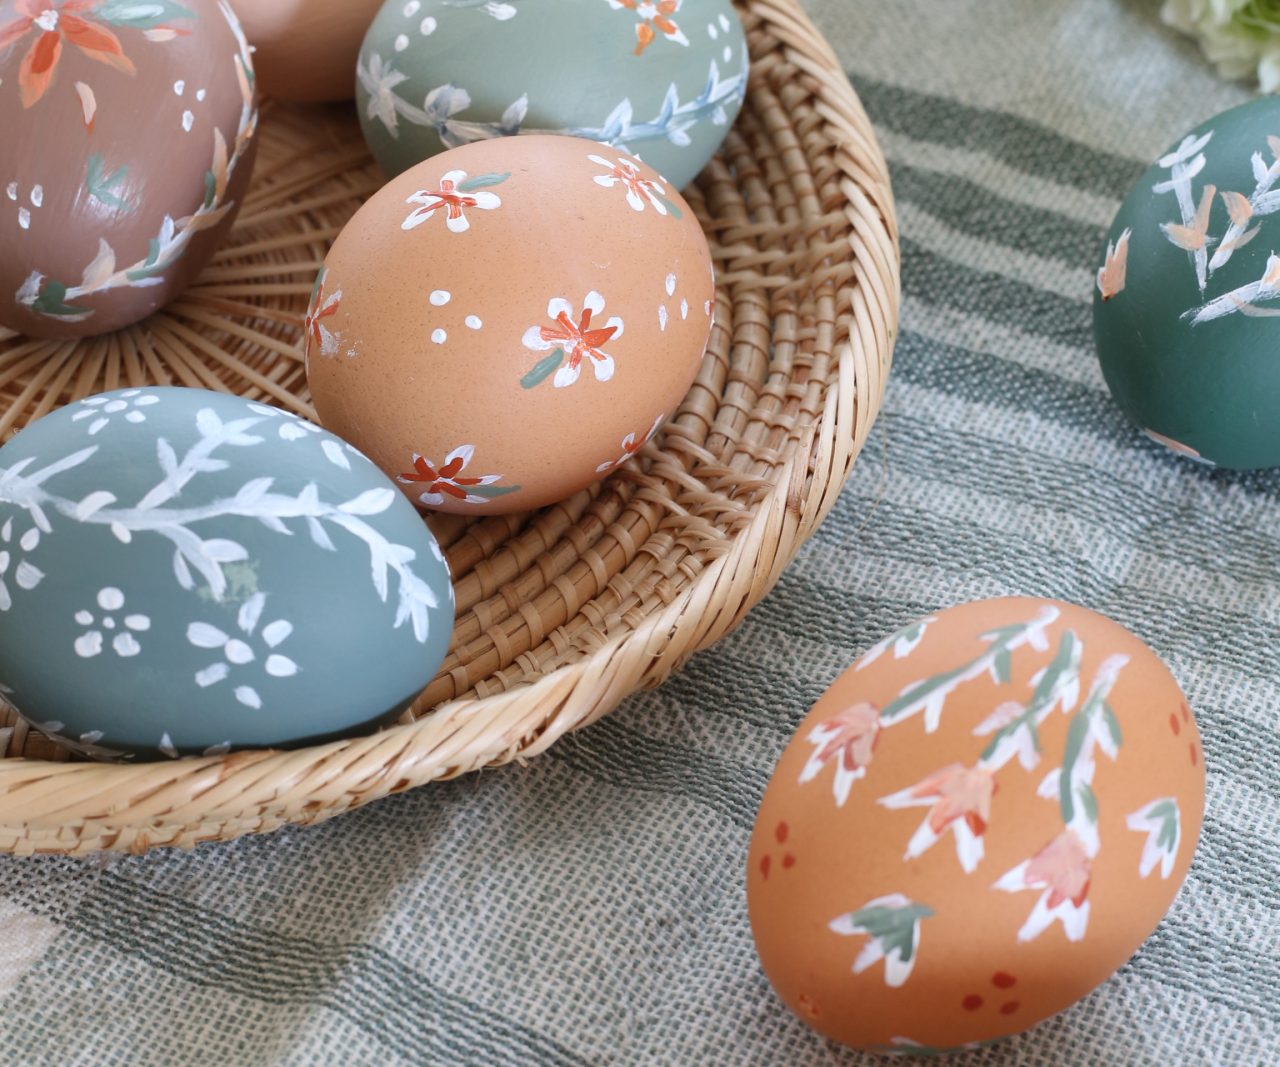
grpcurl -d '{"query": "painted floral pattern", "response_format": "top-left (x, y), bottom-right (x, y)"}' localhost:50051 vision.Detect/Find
top-left (304, 269), bottom-right (342, 365)
top-left (601, 0), bottom-right (689, 55)
top-left (829, 894), bottom-right (934, 988)
top-left (1126, 797), bottom-right (1181, 879)
top-left (596, 414), bottom-right (664, 473)
top-left (994, 829), bottom-right (1092, 942)
top-left (878, 763), bottom-right (998, 873)
top-left (521, 290), bottom-right (625, 388)
top-left (187, 591), bottom-right (298, 711)
top-left (1096, 228), bottom-right (1130, 301)
top-left (402, 169), bottom-right (507, 233)
top-left (799, 701), bottom-right (880, 806)
top-left (398, 445), bottom-right (519, 506)
top-left (590, 154), bottom-right (678, 216)
top-left (855, 616), bottom-right (936, 671)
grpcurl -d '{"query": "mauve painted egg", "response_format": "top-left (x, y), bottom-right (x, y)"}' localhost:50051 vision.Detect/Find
top-left (355, 0), bottom-right (747, 189)
top-left (748, 598), bottom-right (1204, 1054)
top-left (0, 0), bottom-right (259, 339)
top-left (224, 0), bottom-right (381, 102)
top-left (0, 388), bottom-right (453, 760)
top-left (305, 135), bottom-right (714, 515)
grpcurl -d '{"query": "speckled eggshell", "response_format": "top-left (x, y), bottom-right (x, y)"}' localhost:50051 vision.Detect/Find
top-left (355, 0), bottom-right (748, 190)
top-left (0, 0), bottom-right (259, 339)
top-left (748, 598), bottom-right (1204, 1055)
top-left (225, 0), bottom-right (382, 101)
top-left (305, 134), bottom-right (715, 515)
top-left (0, 387), bottom-right (454, 761)
top-left (1094, 95), bottom-right (1280, 469)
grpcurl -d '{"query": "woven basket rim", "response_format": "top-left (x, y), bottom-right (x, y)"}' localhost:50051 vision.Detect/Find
top-left (0, 0), bottom-right (899, 856)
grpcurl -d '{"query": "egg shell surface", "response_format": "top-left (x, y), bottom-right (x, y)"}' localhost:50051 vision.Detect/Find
top-left (0, 0), bottom-right (259, 340)
top-left (1094, 95), bottom-right (1280, 469)
top-left (748, 598), bottom-right (1204, 1054)
top-left (225, 0), bottom-right (381, 101)
top-left (306, 135), bottom-right (715, 515)
top-left (355, 0), bottom-right (748, 190)
top-left (0, 387), bottom-right (454, 761)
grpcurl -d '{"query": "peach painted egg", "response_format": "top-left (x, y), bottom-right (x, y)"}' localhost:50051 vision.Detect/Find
top-left (0, 0), bottom-right (259, 339)
top-left (748, 597), bottom-right (1205, 1055)
top-left (305, 134), bottom-right (714, 514)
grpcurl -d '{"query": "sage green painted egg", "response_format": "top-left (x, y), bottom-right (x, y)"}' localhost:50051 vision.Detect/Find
top-left (355, 0), bottom-right (747, 189)
top-left (1093, 96), bottom-right (1280, 470)
top-left (0, 388), bottom-right (453, 761)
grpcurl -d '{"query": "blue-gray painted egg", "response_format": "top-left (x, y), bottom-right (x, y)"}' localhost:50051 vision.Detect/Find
top-left (355, 0), bottom-right (748, 189)
top-left (0, 387), bottom-right (453, 760)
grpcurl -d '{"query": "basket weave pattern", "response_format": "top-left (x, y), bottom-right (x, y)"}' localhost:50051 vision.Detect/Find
top-left (0, 0), bottom-right (898, 855)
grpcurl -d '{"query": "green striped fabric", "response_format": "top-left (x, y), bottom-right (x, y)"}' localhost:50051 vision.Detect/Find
top-left (0, 2), bottom-right (1272, 1063)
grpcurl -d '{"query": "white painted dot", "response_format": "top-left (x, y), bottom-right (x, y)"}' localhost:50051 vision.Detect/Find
top-left (431, 328), bottom-right (447, 344)
top-left (4, 183), bottom-right (15, 201)
top-left (420, 15), bottom-right (436, 34)
top-left (665, 273), bottom-right (676, 295)
top-left (224, 638), bottom-right (255, 664)
top-left (174, 79), bottom-right (185, 95)
top-left (125, 614), bottom-right (150, 631)
top-left (0, 550), bottom-right (8, 573)
top-left (707, 22), bottom-right (718, 38)
top-left (75, 631), bottom-right (102, 658)
top-left (30, 184), bottom-right (41, 207)
top-left (719, 13), bottom-right (731, 29)
top-left (395, 32), bottom-right (409, 51)
top-left (1, 521), bottom-right (10, 542)
top-left (18, 208), bottom-right (29, 229)
top-left (659, 304), bottom-right (668, 331)
top-left (429, 289), bottom-right (451, 305)
top-left (235, 685), bottom-right (262, 709)
top-left (102, 617), bottom-right (115, 629)
top-left (88, 417), bottom-right (108, 435)
top-left (135, 394), bottom-right (160, 405)
top-left (19, 528), bottom-right (38, 551)
top-left (197, 88), bottom-right (206, 101)
top-left (403, 0), bottom-right (420, 14)
top-left (122, 389), bottom-right (140, 397)
top-left (84, 397), bottom-right (109, 405)
top-left (681, 298), bottom-right (689, 319)
top-left (182, 110), bottom-right (194, 131)
top-left (195, 662), bottom-right (229, 687)
top-left (113, 632), bottom-right (140, 656)
top-left (465, 315), bottom-right (482, 329)
top-left (75, 610), bottom-right (93, 626)
top-left (262, 620), bottom-right (292, 647)
top-left (103, 400), bottom-right (128, 413)
top-left (125, 410), bottom-right (146, 423)
top-left (97, 587), bottom-right (125, 610)
top-left (723, 45), bottom-right (731, 62)
top-left (266, 654), bottom-right (298, 677)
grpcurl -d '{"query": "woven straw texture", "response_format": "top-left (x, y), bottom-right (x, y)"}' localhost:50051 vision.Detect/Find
top-left (0, 0), bottom-right (896, 856)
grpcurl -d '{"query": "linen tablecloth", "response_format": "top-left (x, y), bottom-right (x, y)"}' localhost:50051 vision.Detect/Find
top-left (0, 1), bottom-right (1271, 1062)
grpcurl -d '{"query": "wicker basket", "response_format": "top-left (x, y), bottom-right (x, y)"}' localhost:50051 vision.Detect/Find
top-left (0, 0), bottom-right (897, 856)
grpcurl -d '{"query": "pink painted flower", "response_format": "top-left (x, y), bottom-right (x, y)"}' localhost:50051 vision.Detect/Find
top-left (0, 0), bottom-right (136, 109)
top-left (402, 169), bottom-right (501, 233)
top-left (878, 763), bottom-right (997, 873)
top-left (590, 154), bottom-right (670, 214)
top-left (522, 290), bottom-right (624, 388)
top-left (994, 830), bottom-right (1092, 942)
top-left (597, 413), bottom-right (664, 473)
top-left (798, 701), bottom-right (880, 806)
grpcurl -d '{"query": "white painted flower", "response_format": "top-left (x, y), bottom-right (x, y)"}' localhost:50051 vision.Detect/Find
top-left (0, 519), bottom-right (44, 611)
top-left (188, 591), bottom-right (298, 708)
top-left (589, 154), bottom-right (670, 213)
top-left (398, 446), bottom-right (518, 506)
top-left (1126, 797), bottom-right (1182, 880)
top-left (244, 402), bottom-right (326, 443)
top-left (70, 390), bottom-right (161, 436)
top-left (73, 586), bottom-right (150, 659)
top-left (402, 169), bottom-right (502, 232)
top-left (597, 414), bottom-right (664, 473)
top-left (358, 52), bottom-right (410, 135)
top-left (521, 290), bottom-right (624, 387)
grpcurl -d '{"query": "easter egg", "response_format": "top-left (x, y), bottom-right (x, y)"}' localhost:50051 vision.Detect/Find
top-left (1094, 96), bottom-right (1280, 469)
top-left (0, 0), bottom-right (259, 340)
top-left (355, 0), bottom-right (747, 189)
top-left (748, 598), bottom-right (1204, 1054)
top-left (224, 0), bottom-right (382, 102)
top-left (0, 388), bottom-right (453, 760)
top-left (305, 134), bottom-right (715, 515)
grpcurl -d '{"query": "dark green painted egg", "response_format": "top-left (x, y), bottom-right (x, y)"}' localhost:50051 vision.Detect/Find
top-left (355, 0), bottom-right (747, 189)
top-left (0, 388), bottom-right (453, 760)
top-left (1094, 96), bottom-right (1280, 470)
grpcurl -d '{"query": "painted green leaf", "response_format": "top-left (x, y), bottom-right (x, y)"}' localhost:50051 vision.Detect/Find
top-left (86, 153), bottom-right (133, 213)
top-left (845, 901), bottom-right (934, 964)
top-left (1103, 702), bottom-right (1123, 748)
top-left (1148, 799), bottom-right (1179, 849)
top-left (32, 280), bottom-right (91, 319)
top-left (1077, 781), bottom-right (1099, 824)
top-left (992, 647), bottom-right (1012, 685)
top-left (95, 0), bottom-right (198, 28)
top-left (464, 484), bottom-right (521, 498)
top-left (521, 348), bottom-right (563, 389)
top-left (126, 255), bottom-right (181, 282)
top-left (979, 632), bottom-right (1075, 761)
top-left (204, 172), bottom-right (216, 210)
top-left (651, 191), bottom-right (684, 220)
top-left (1060, 712), bottom-right (1090, 823)
top-left (456, 171), bottom-right (511, 192)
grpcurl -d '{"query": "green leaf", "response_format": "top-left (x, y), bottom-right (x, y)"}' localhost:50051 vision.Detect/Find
top-left (95, 0), bottom-right (198, 29)
top-left (126, 253), bottom-right (182, 282)
top-left (203, 171), bottom-right (216, 210)
top-left (1103, 703), bottom-right (1123, 748)
top-left (144, 238), bottom-right (160, 268)
top-left (456, 171), bottom-right (511, 192)
top-left (32, 280), bottom-right (92, 319)
top-left (651, 191), bottom-right (684, 219)
top-left (1077, 781), bottom-right (1099, 824)
top-left (86, 153), bottom-right (133, 213)
top-left (1031, 632), bottom-right (1076, 704)
top-left (464, 483), bottom-right (521, 498)
top-left (846, 902), bottom-right (934, 964)
top-left (992, 647), bottom-right (1012, 685)
top-left (1060, 713), bottom-right (1090, 823)
top-left (521, 348), bottom-right (563, 389)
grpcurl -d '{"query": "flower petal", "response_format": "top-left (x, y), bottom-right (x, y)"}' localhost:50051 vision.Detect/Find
top-left (0, 16), bottom-right (32, 51)
top-left (443, 444), bottom-right (475, 469)
top-left (584, 290), bottom-right (606, 315)
top-left (553, 362), bottom-right (581, 388)
top-left (547, 297), bottom-right (573, 320)
top-left (446, 210), bottom-right (470, 233)
top-left (19, 31), bottom-right (60, 108)
top-left (591, 352), bottom-right (615, 382)
top-left (605, 315), bottom-right (625, 339)
top-left (522, 325), bottom-right (555, 350)
top-left (471, 190), bottom-right (501, 210)
top-left (61, 15), bottom-right (135, 75)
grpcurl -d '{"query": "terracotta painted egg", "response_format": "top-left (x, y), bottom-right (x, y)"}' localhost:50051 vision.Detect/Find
top-left (224, 0), bottom-right (381, 102)
top-left (0, 0), bottom-right (258, 340)
top-left (0, 387), bottom-right (453, 761)
top-left (748, 598), bottom-right (1204, 1055)
top-left (355, 0), bottom-right (748, 189)
top-left (1093, 96), bottom-right (1280, 469)
top-left (305, 134), bottom-right (714, 515)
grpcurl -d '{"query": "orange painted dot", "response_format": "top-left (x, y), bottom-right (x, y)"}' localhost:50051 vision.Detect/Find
top-left (1169, 712), bottom-right (1181, 736)
top-left (782, 853), bottom-right (796, 869)
top-left (760, 855), bottom-right (771, 879)
top-left (1191, 742), bottom-right (1198, 767)
top-left (775, 821), bottom-right (789, 844)
top-left (962, 994), bottom-right (983, 1011)
top-left (798, 992), bottom-right (820, 1018)
top-left (992, 972), bottom-right (1016, 989)
top-left (1000, 1001), bottom-right (1020, 1015)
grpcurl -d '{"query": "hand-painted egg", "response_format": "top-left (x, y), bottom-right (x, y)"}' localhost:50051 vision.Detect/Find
top-left (1094, 96), bottom-right (1280, 469)
top-left (0, 0), bottom-right (259, 340)
top-left (0, 388), bottom-right (453, 760)
top-left (748, 598), bottom-right (1204, 1054)
top-left (305, 135), bottom-right (715, 515)
top-left (355, 0), bottom-right (747, 189)
top-left (224, 0), bottom-right (381, 102)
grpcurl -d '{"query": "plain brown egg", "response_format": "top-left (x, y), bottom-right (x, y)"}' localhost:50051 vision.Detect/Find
top-left (225, 0), bottom-right (382, 102)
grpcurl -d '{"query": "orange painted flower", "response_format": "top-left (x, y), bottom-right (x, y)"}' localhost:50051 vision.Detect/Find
top-left (606, 0), bottom-right (689, 54)
top-left (522, 291), bottom-right (624, 388)
top-left (878, 762), bottom-right (997, 873)
top-left (0, 0), bottom-right (136, 109)
top-left (397, 445), bottom-right (518, 506)
top-left (799, 701), bottom-right (881, 806)
top-left (304, 272), bottom-right (342, 362)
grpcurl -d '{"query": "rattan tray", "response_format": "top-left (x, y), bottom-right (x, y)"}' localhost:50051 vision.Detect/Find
top-left (0, 0), bottom-right (897, 856)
